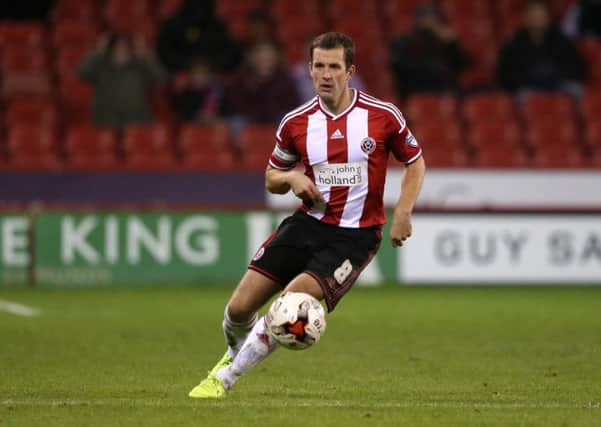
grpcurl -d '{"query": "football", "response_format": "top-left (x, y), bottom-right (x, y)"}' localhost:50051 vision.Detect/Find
top-left (266, 292), bottom-right (326, 350)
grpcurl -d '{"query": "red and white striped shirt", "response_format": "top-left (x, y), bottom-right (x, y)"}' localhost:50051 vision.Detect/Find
top-left (269, 90), bottom-right (422, 228)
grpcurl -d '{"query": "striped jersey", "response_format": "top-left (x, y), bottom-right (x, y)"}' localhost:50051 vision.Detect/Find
top-left (268, 89), bottom-right (422, 228)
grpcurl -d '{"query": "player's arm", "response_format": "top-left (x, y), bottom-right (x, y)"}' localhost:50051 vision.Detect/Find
top-left (390, 156), bottom-right (425, 247)
top-left (265, 166), bottom-right (324, 204)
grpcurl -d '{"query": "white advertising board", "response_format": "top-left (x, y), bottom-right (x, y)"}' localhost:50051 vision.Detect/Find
top-left (402, 214), bottom-right (601, 283)
top-left (266, 170), bottom-right (601, 209)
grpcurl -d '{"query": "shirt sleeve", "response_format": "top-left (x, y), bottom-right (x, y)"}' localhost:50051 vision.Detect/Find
top-left (268, 118), bottom-right (300, 170)
top-left (388, 115), bottom-right (422, 165)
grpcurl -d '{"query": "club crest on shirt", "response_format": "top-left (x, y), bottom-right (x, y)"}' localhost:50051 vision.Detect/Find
top-left (360, 137), bottom-right (376, 154)
top-left (405, 131), bottom-right (418, 147)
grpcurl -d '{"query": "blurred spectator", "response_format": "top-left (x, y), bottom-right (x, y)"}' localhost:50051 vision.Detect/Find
top-left (389, 4), bottom-right (468, 97)
top-left (172, 57), bottom-right (223, 123)
top-left (563, 0), bottom-right (601, 38)
top-left (156, 0), bottom-right (242, 73)
top-left (497, 0), bottom-right (588, 96)
top-left (291, 38), bottom-right (367, 102)
top-left (222, 41), bottom-right (300, 127)
top-left (79, 33), bottom-right (165, 129)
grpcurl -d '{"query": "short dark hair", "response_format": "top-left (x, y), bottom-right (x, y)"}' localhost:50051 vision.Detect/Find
top-left (309, 32), bottom-right (355, 69)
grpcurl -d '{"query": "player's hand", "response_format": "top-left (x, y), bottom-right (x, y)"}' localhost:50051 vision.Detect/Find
top-left (390, 210), bottom-right (412, 248)
top-left (289, 172), bottom-right (324, 205)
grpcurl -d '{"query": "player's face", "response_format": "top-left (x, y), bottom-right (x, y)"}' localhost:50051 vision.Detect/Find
top-left (310, 47), bottom-right (355, 105)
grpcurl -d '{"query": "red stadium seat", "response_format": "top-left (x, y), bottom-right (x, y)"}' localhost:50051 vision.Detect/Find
top-left (52, 20), bottom-right (99, 49)
top-left (409, 121), bottom-right (469, 168)
top-left (406, 94), bottom-right (458, 122)
top-left (6, 98), bottom-right (59, 129)
top-left (52, 0), bottom-right (99, 21)
top-left (525, 121), bottom-right (580, 149)
top-left (158, 0), bottom-right (183, 19)
top-left (521, 93), bottom-right (576, 123)
top-left (383, 0), bottom-right (432, 19)
top-left (463, 93), bottom-right (516, 123)
top-left (585, 120), bottom-right (601, 148)
top-left (123, 123), bottom-right (178, 169)
top-left (382, 0), bottom-right (418, 36)
top-left (459, 41), bottom-right (497, 89)
top-left (0, 153), bottom-right (11, 170)
top-left (277, 19), bottom-right (323, 46)
top-left (334, 18), bottom-right (384, 47)
top-left (216, 0), bottom-right (263, 19)
top-left (237, 125), bottom-right (278, 170)
top-left (1, 46), bottom-right (49, 72)
top-left (237, 124), bottom-right (278, 151)
top-left (123, 123), bottom-right (173, 153)
top-left (554, 0), bottom-right (575, 18)
top-left (418, 144), bottom-right (470, 168)
top-left (410, 121), bottom-right (462, 148)
top-left (472, 144), bottom-right (529, 168)
top-left (581, 92), bottom-right (601, 123)
top-left (59, 79), bottom-right (93, 125)
top-left (329, 0), bottom-right (379, 19)
top-left (577, 38), bottom-right (601, 65)
top-left (6, 126), bottom-right (61, 170)
top-left (56, 45), bottom-right (91, 80)
top-left (467, 121), bottom-right (522, 150)
top-left (588, 145), bottom-right (601, 167)
top-left (440, 0), bottom-right (493, 19)
top-left (530, 144), bottom-right (585, 168)
top-left (103, 0), bottom-right (153, 29)
top-left (179, 124), bottom-right (232, 151)
top-left (0, 22), bottom-right (45, 48)
top-left (2, 73), bottom-right (52, 100)
top-left (179, 125), bottom-right (236, 171)
top-left (581, 40), bottom-right (601, 87)
top-left (64, 126), bottom-right (119, 169)
top-left (495, 0), bottom-right (527, 26)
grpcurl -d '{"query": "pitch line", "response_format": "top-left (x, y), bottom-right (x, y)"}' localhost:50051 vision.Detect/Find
top-left (0, 299), bottom-right (40, 317)
top-left (2, 399), bottom-right (599, 410)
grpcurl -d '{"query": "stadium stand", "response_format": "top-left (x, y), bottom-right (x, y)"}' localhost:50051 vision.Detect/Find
top-left (123, 123), bottom-right (178, 170)
top-left (64, 125), bottom-right (120, 170)
top-left (6, 125), bottom-right (61, 170)
top-left (0, 0), bottom-right (599, 172)
top-left (179, 124), bottom-right (236, 170)
top-left (238, 124), bottom-right (278, 170)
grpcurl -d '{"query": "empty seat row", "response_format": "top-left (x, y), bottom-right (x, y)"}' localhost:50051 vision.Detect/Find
top-left (2, 120), bottom-right (601, 172)
top-left (0, 123), bottom-right (277, 171)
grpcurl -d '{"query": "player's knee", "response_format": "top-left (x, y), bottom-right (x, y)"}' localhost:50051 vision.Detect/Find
top-left (225, 300), bottom-right (255, 323)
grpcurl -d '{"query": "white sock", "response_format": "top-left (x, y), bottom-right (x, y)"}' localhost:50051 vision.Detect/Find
top-left (222, 305), bottom-right (258, 359)
top-left (217, 316), bottom-right (278, 390)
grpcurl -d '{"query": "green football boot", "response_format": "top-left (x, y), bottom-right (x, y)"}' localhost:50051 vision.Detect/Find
top-left (188, 352), bottom-right (232, 399)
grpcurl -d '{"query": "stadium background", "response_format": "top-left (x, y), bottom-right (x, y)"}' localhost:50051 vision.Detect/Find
top-left (1, 2), bottom-right (601, 426)
top-left (0, 0), bottom-right (599, 286)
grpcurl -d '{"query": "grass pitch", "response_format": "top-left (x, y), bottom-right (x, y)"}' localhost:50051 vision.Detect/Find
top-left (1, 285), bottom-right (600, 426)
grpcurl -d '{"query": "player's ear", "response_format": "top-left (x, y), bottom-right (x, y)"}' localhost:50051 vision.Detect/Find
top-left (347, 64), bottom-right (356, 81)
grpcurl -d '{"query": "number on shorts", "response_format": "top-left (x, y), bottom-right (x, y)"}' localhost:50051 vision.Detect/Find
top-left (334, 259), bottom-right (353, 285)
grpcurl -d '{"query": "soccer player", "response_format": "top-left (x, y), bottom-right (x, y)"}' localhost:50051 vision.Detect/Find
top-left (189, 32), bottom-right (426, 398)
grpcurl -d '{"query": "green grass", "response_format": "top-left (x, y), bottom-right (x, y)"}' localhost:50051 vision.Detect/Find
top-left (1, 286), bottom-right (600, 426)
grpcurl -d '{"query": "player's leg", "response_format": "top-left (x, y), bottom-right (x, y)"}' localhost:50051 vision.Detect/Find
top-left (223, 269), bottom-right (281, 358)
top-left (190, 213), bottom-right (311, 398)
top-left (283, 272), bottom-right (325, 298)
top-left (188, 270), bottom-right (279, 398)
top-left (215, 273), bottom-right (323, 390)
top-left (213, 218), bottom-right (382, 395)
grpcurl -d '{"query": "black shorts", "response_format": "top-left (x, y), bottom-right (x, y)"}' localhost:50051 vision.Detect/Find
top-left (249, 210), bottom-right (382, 312)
